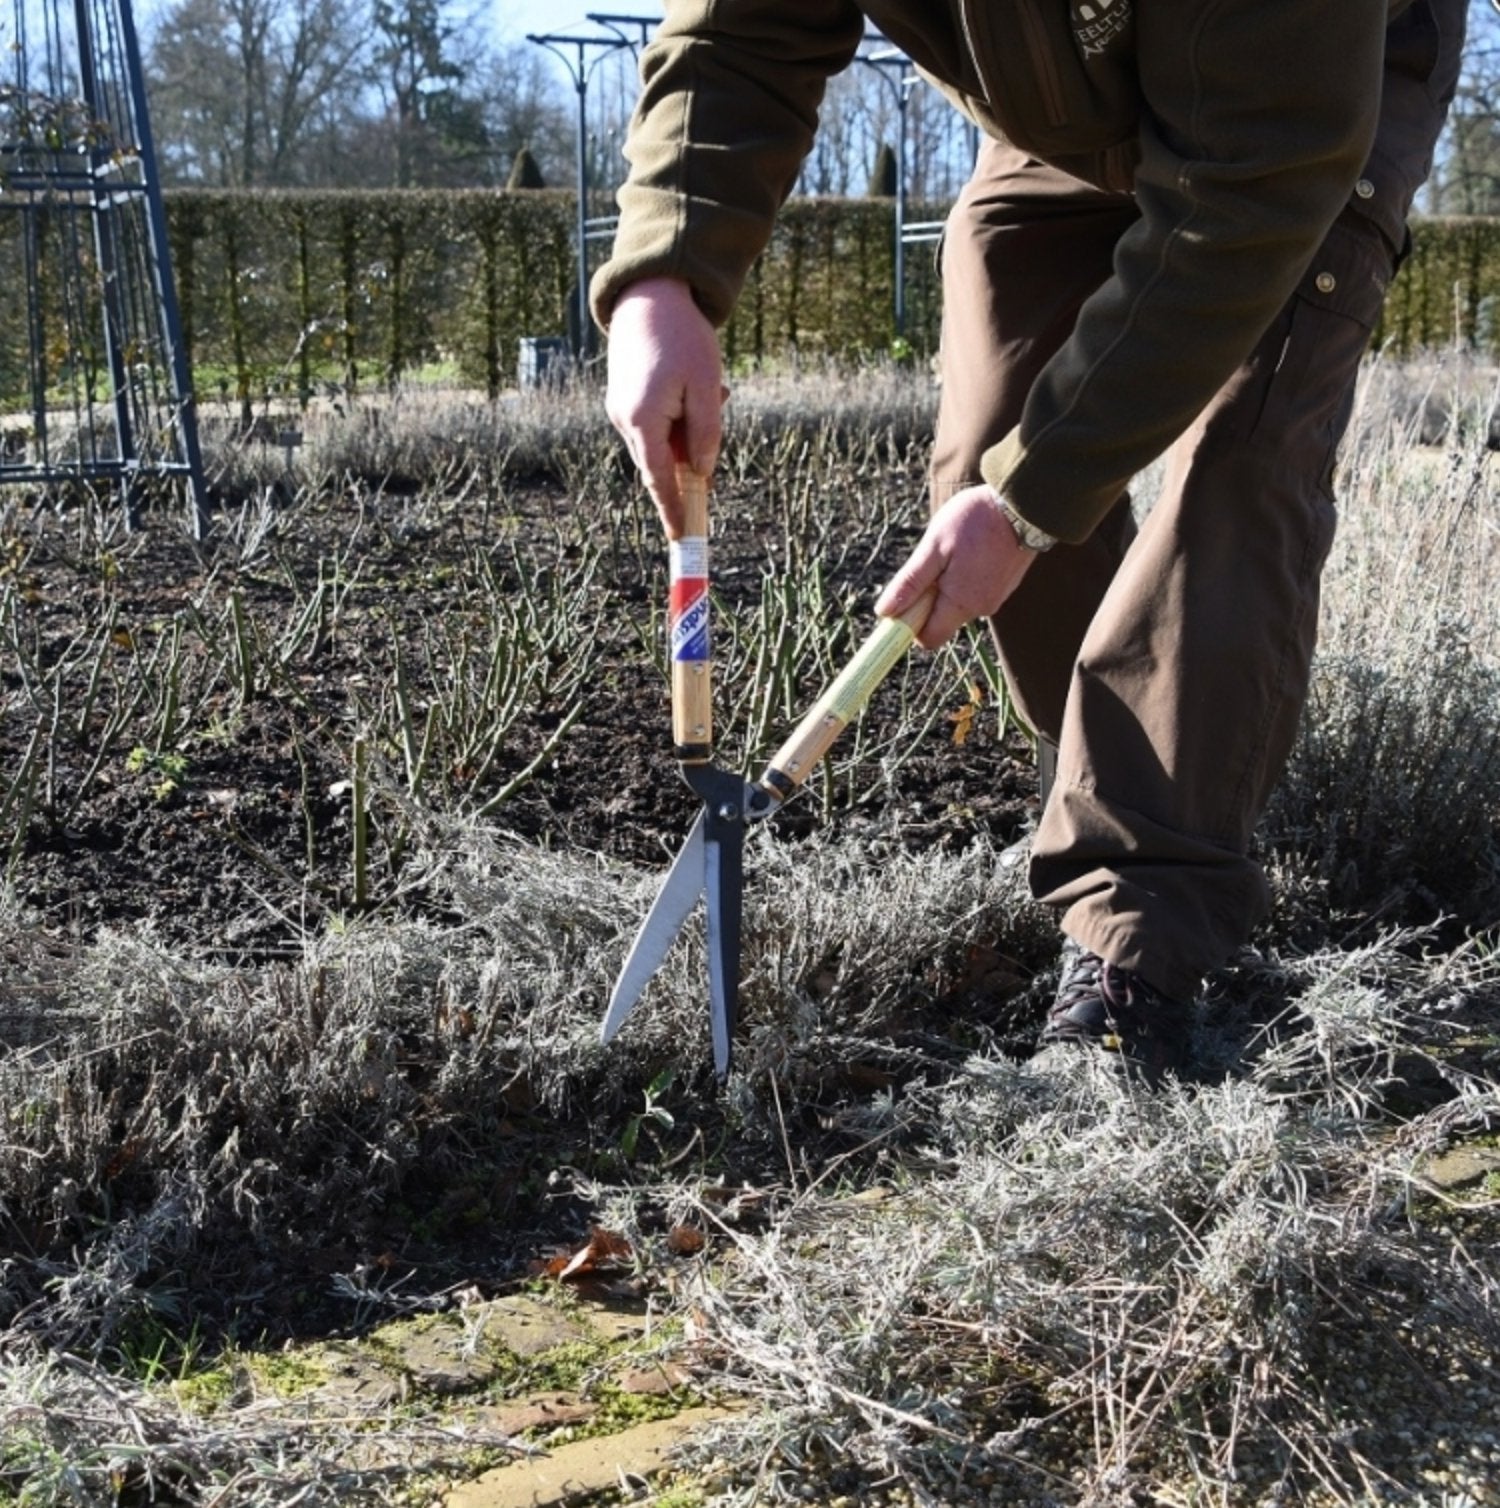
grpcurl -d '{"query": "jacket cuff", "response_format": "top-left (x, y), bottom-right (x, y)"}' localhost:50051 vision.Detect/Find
top-left (589, 251), bottom-right (738, 334)
top-left (589, 190), bottom-right (749, 334)
top-left (979, 428), bottom-right (1117, 547)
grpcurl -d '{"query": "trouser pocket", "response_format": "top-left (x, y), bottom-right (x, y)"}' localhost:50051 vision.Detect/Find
top-left (1249, 212), bottom-right (1394, 483)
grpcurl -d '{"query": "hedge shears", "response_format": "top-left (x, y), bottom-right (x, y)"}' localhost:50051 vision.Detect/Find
top-left (601, 465), bottom-right (933, 1079)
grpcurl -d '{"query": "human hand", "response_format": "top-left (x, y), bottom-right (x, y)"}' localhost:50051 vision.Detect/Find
top-left (875, 485), bottom-right (1039, 649)
top-left (604, 277), bottom-right (727, 538)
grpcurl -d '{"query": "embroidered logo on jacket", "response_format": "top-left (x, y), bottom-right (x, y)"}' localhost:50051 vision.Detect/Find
top-left (1072, 0), bottom-right (1132, 57)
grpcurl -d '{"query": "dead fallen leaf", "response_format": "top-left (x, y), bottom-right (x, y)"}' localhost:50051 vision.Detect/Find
top-left (666, 1224), bottom-right (705, 1256)
top-left (948, 681), bottom-right (984, 746)
top-left (532, 1226), bottom-right (634, 1281)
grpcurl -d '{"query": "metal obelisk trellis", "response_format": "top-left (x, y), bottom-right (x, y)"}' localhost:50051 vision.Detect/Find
top-left (0, 0), bottom-right (207, 533)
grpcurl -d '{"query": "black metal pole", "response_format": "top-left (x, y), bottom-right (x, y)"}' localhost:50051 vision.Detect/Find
top-left (22, 205), bottom-right (51, 466)
top-left (861, 48), bottom-right (916, 342)
top-left (585, 12), bottom-right (655, 46)
top-left (530, 28), bottom-right (638, 362)
top-left (73, 0), bottom-right (140, 522)
top-left (575, 57), bottom-right (590, 355)
top-left (116, 0), bottom-right (209, 535)
top-left (895, 78), bottom-right (908, 338)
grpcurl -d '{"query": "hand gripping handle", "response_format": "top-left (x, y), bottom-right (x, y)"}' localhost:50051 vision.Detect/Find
top-left (669, 466), bottom-right (712, 762)
top-left (757, 588), bottom-right (936, 802)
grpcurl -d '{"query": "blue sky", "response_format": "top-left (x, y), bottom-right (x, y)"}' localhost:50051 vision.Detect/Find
top-left (127, 0), bottom-right (665, 51)
top-left (493, 1), bottom-right (663, 46)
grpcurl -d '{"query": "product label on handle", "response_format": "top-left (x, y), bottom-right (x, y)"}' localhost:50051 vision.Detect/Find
top-left (669, 537), bottom-right (710, 663)
top-left (823, 620), bottom-right (915, 722)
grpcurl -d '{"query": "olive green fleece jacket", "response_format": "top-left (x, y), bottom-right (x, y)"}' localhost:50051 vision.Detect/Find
top-left (591, 0), bottom-right (1404, 546)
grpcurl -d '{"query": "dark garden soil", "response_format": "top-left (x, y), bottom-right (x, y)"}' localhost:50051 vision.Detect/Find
top-left (4, 453), bottom-right (1497, 1436)
top-left (0, 463), bottom-right (1043, 1339)
top-left (3, 469), bottom-right (1037, 959)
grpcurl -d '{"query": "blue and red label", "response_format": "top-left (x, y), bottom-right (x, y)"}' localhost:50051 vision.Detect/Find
top-left (669, 538), bottom-right (709, 663)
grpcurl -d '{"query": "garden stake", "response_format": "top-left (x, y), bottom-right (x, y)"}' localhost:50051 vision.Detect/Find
top-left (602, 464), bottom-right (934, 1079)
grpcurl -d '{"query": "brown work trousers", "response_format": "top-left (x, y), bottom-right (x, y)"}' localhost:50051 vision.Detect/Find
top-left (931, 0), bottom-right (1465, 1002)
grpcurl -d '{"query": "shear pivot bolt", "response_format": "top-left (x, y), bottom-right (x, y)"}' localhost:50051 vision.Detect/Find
top-left (718, 802), bottom-right (739, 821)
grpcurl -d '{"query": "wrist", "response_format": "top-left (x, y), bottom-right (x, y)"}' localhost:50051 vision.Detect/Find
top-left (614, 275), bottom-right (701, 324)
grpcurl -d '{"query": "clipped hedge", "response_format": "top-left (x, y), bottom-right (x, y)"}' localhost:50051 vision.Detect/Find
top-left (6, 190), bottom-right (1498, 411)
top-left (165, 189), bottom-right (576, 405)
top-left (723, 196), bottom-right (946, 368)
top-left (157, 190), bottom-right (944, 404)
top-left (1375, 216), bottom-right (1500, 353)
top-left (164, 190), bottom-right (948, 402)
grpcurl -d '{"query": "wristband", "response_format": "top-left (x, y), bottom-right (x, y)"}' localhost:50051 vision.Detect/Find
top-left (992, 495), bottom-right (1058, 553)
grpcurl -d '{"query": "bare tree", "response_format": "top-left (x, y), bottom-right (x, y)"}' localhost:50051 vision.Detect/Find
top-left (146, 0), bottom-right (253, 184)
top-left (266, 0), bottom-right (371, 181)
top-left (475, 45), bottom-right (574, 190)
top-left (146, 0), bottom-right (368, 186)
top-left (906, 82), bottom-right (978, 202)
top-left (795, 60), bottom-right (974, 203)
top-left (1430, 3), bottom-right (1500, 215)
top-left (798, 67), bottom-right (885, 197)
top-left (369, 0), bottom-right (486, 186)
top-left (147, 0), bottom-right (572, 188)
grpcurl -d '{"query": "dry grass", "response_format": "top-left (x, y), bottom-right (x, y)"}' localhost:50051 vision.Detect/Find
top-left (0, 356), bottom-right (1498, 1505)
top-left (0, 1346), bottom-right (524, 1505)
top-left (643, 928), bottom-right (1500, 1506)
top-left (1265, 353), bottom-right (1500, 929)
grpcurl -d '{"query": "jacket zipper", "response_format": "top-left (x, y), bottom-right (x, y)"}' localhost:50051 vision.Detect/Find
top-left (957, 0), bottom-right (1070, 133)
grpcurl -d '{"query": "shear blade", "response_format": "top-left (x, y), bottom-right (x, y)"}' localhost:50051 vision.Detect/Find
top-left (601, 812), bottom-right (707, 1045)
top-left (703, 813), bottom-right (744, 1081)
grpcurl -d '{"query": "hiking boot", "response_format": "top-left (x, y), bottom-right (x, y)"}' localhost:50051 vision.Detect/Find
top-left (1036, 946), bottom-right (1192, 1084)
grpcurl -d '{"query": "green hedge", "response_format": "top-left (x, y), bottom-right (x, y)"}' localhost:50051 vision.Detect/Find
top-left (158, 190), bottom-right (944, 403)
top-left (1374, 217), bottom-right (1500, 354)
top-left (165, 189), bottom-right (577, 405)
top-left (722, 196), bottom-right (945, 367)
top-left (160, 191), bottom-right (943, 405)
top-left (6, 191), bottom-right (1498, 412)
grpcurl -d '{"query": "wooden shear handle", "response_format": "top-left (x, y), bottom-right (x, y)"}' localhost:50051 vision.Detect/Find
top-left (669, 465), bottom-right (712, 762)
top-left (758, 588), bottom-right (936, 801)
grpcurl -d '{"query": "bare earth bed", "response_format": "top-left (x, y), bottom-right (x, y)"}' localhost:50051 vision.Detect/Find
top-left (0, 367), bottom-right (1497, 1507)
top-left (5, 414), bottom-right (1030, 956)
